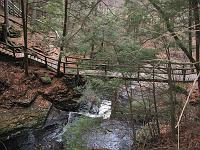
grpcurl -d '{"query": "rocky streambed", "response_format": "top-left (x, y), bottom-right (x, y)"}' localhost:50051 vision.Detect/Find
top-left (0, 92), bottom-right (134, 150)
top-left (0, 61), bottom-right (157, 150)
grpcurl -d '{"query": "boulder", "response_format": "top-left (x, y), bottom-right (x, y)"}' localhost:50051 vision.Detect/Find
top-left (0, 96), bottom-right (52, 137)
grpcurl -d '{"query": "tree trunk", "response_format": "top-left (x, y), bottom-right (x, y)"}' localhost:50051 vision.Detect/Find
top-left (189, 0), bottom-right (193, 72)
top-left (21, 0), bottom-right (28, 76)
top-left (189, 0), bottom-right (193, 59)
top-left (124, 80), bottom-right (136, 146)
top-left (166, 48), bottom-right (176, 140)
top-left (3, 0), bottom-right (9, 43)
top-left (152, 63), bottom-right (160, 135)
top-left (111, 90), bottom-right (117, 118)
top-left (90, 41), bottom-right (95, 59)
top-left (192, 0), bottom-right (200, 91)
top-left (57, 0), bottom-right (68, 76)
top-left (90, 1), bottom-right (98, 59)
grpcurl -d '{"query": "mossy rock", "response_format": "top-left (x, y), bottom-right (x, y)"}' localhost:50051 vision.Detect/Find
top-left (40, 74), bottom-right (52, 84)
top-left (0, 96), bottom-right (51, 136)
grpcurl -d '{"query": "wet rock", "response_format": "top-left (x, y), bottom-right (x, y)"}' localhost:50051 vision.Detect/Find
top-left (89, 105), bottom-right (99, 114)
top-left (64, 75), bottom-right (86, 87)
top-left (0, 125), bottom-right (64, 150)
top-left (0, 96), bottom-right (52, 137)
top-left (11, 92), bottom-right (39, 107)
top-left (43, 107), bottom-right (69, 128)
top-left (67, 112), bottom-right (83, 123)
top-left (79, 101), bottom-right (99, 114)
top-left (84, 120), bottom-right (133, 150)
top-left (42, 89), bottom-right (81, 111)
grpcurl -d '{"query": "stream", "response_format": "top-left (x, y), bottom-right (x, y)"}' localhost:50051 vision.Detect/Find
top-left (1, 81), bottom-right (157, 150)
top-left (0, 99), bottom-right (133, 150)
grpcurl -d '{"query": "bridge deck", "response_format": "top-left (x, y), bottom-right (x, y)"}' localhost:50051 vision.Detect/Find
top-left (0, 45), bottom-right (198, 83)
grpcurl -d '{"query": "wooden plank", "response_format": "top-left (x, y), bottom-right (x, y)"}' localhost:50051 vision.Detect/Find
top-left (0, 46), bottom-right (198, 83)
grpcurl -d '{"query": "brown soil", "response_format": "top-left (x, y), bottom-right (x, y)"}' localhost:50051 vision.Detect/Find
top-left (0, 61), bottom-right (67, 108)
top-left (0, 60), bottom-right (77, 136)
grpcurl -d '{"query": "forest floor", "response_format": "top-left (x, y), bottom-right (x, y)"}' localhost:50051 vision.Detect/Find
top-left (149, 83), bottom-right (200, 150)
top-left (150, 120), bottom-right (200, 150)
top-left (0, 58), bottom-right (81, 138)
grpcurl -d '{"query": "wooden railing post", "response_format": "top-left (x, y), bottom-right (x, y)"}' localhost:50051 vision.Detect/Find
top-left (65, 57), bottom-right (68, 64)
top-left (182, 64), bottom-right (186, 82)
top-left (105, 64), bottom-right (107, 75)
top-left (45, 56), bottom-right (48, 68)
top-left (65, 56), bottom-right (68, 69)
top-left (107, 60), bottom-right (110, 72)
top-left (63, 62), bottom-right (66, 74)
top-left (137, 64), bottom-right (140, 80)
top-left (76, 64), bottom-right (79, 76)
top-left (12, 49), bottom-right (16, 59)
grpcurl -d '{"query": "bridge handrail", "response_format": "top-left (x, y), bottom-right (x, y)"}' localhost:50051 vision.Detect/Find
top-left (17, 47), bottom-right (200, 73)
top-left (0, 43), bottom-right (198, 81)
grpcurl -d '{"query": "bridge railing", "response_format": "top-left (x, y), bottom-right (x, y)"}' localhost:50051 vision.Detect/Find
top-left (0, 0), bottom-right (21, 17)
top-left (0, 44), bottom-right (198, 82)
top-left (25, 48), bottom-right (199, 79)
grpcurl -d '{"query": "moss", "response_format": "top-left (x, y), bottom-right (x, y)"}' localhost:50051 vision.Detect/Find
top-left (0, 109), bottom-right (46, 135)
top-left (173, 85), bottom-right (187, 95)
top-left (40, 74), bottom-right (52, 84)
top-left (63, 117), bottom-right (102, 150)
top-left (0, 98), bottom-right (51, 136)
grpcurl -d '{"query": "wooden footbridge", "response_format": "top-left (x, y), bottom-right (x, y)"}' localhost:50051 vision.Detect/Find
top-left (0, 1), bottom-right (198, 83)
top-left (0, 44), bottom-right (198, 83)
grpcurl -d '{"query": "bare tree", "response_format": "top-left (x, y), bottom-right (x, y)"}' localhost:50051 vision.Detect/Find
top-left (57, 0), bottom-right (69, 76)
top-left (3, 0), bottom-right (10, 43)
top-left (21, 0), bottom-right (28, 76)
top-left (166, 46), bottom-right (176, 140)
top-left (192, 0), bottom-right (200, 90)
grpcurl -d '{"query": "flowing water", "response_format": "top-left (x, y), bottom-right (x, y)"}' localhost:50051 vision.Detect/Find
top-left (1, 99), bottom-right (126, 150)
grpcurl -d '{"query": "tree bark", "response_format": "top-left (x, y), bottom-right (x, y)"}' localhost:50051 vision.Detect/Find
top-left (90, 1), bottom-right (98, 59)
top-left (3, 0), bottom-right (10, 43)
top-left (192, 0), bottom-right (200, 91)
top-left (152, 63), bottom-right (160, 135)
top-left (57, 0), bottom-right (68, 76)
top-left (188, 0), bottom-right (193, 59)
top-left (189, 0), bottom-right (193, 72)
top-left (21, 0), bottom-right (28, 76)
top-left (124, 80), bottom-right (136, 146)
top-left (166, 47), bottom-right (176, 140)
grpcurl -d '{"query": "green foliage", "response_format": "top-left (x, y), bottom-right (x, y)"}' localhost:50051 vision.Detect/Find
top-left (63, 117), bottom-right (101, 150)
top-left (88, 78), bottom-right (123, 98)
top-left (40, 74), bottom-right (52, 84)
top-left (173, 85), bottom-right (187, 95)
top-left (78, 84), bottom-right (100, 105)
top-left (136, 124), bottom-right (152, 143)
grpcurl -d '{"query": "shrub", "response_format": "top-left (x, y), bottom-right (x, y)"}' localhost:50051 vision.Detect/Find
top-left (63, 117), bottom-right (102, 150)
